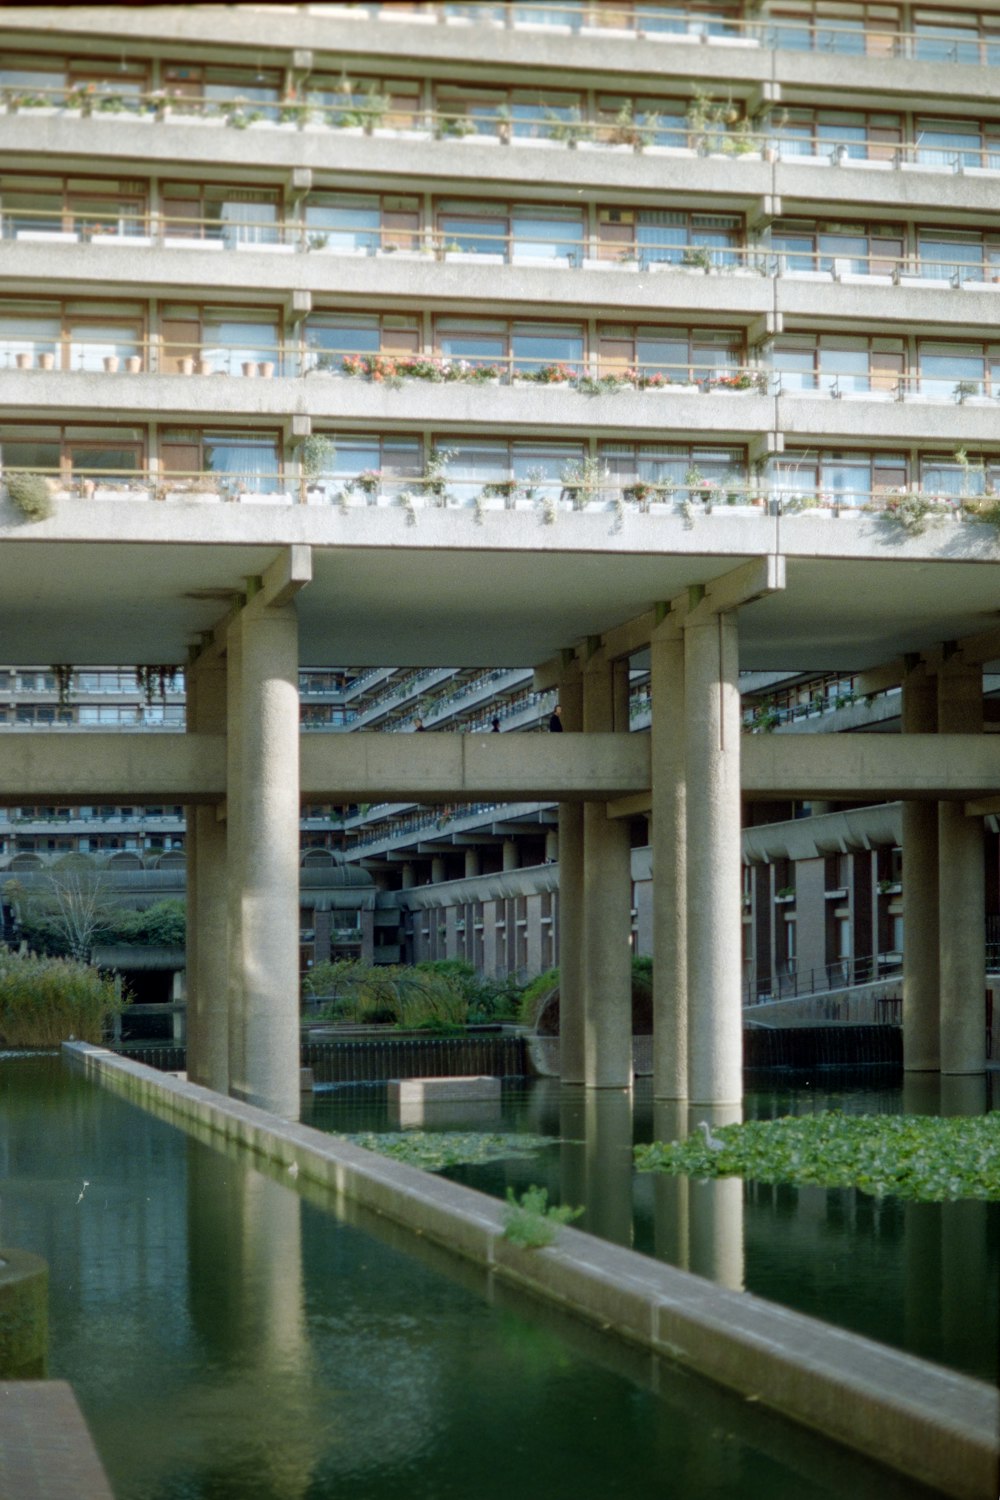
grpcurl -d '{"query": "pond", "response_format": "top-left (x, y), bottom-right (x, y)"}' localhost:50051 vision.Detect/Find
top-left (305, 1069), bottom-right (1000, 1384)
top-left (1, 1053), bottom-right (945, 1500)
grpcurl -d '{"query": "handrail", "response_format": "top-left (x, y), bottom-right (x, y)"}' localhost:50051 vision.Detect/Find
top-left (743, 952), bottom-right (903, 1005)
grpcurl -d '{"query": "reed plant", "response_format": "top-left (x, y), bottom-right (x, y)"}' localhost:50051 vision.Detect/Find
top-left (0, 949), bottom-right (124, 1046)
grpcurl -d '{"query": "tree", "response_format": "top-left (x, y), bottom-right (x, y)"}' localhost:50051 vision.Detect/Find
top-left (5, 862), bottom-right (118, 963)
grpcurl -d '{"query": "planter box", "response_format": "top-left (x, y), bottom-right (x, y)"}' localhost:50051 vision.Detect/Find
top-left (91, 235), bottom-right (154, 248)
top-left (163, 236), bottom-right (223, 251)
top-left (16, 230), bottom-right (79, 243)
top-left (234, 241), bottom-right (295, 254)
top-left (443, 251), bottom-right (504, 264)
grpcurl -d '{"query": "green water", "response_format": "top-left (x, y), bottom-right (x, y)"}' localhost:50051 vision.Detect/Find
top-left (306, 1071), bottom-right (1000, 1384)
top-left (1, 1055), bottom-right (944, 1500)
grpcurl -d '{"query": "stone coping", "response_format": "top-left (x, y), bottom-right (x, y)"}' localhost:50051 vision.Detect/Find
top-left (0, 1382), bottom-right (114, 1500)
top-left (64, 1041), bottom-right (1000, 1500)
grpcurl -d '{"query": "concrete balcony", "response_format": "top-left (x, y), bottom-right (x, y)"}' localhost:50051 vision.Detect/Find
top-left (775, 393), bottom-right (1000, 446)
top-left (0, 367), bottom-right (775, 439)
top-left (9, 6), bottom-right (1000, 107)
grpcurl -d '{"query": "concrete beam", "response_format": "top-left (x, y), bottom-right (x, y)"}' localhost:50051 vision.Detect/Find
top-left (0, 733), bottom-right (225, 804)
top-left (260, 544), bottom-right (312, 611)
top-left (743, 734), bottom-right (1000, 802)
top-left (688, 554), bottom-right (786, 621)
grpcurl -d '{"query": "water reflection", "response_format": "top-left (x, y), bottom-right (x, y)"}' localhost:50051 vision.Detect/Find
top-left (3, 1055), bottom-right (943, 1500)
top-left (311, 1070), bottom-right (1000, 1383)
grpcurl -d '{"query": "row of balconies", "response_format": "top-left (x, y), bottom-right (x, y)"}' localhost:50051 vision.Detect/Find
top-left (14, 3), bottom-right (1000, 93)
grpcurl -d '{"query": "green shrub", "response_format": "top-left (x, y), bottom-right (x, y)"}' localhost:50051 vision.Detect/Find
top-left (0, 949), bottom-right (124, 1046)
top-left (6, 473), bottom-right (54, 522)
top-left (518, 967), bottom-right (560, 1027)
top-left (100, 899), bottom-right (186, 948)
top-left (502, 1185), bottom-right (583, 1248)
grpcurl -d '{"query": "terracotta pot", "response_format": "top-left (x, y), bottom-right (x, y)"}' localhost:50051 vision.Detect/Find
top-left (103, 354), bottom-right (120, 373)
top-left (258, 361), bottom-right (275, 378)
top-left (179, 356), bottom-right (195, 376)
top-left (15, 353), bottom-right (33, 370)
top-left (125, 356), bottom-right (142, 374)
top-left (242, 361), bottom-right (258, 377)
top-left (38, 352), bottom-right (56, 371)
top-left (196, 359), bottom-right (213, 376)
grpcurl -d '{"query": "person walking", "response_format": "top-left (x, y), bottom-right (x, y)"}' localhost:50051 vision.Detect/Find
top-left (548, 704), bottom-right (563, 732)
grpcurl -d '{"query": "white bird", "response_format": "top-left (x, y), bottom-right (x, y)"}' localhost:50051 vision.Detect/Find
top-left (696, 1120), bottom-right (726, 1152)
top-left (287, 1162), bottom-right (299, 1178)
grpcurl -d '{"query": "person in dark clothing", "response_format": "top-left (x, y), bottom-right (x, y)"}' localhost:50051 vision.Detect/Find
top-left (548, 704), bottom-right (563, 732)
top-left (491, 716), bottom-right (501, 732)
top-left (414, 718), bottom-right (425, 731)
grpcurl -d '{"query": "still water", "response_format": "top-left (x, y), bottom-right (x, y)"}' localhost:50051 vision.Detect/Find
top-left (306, 1069), bottom-right (1000, 1385)
top-left (1, 1054), bottom-right (944, 1500)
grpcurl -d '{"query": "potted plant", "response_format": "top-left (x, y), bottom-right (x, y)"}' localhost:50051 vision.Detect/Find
top-left (6, 472), bottom-right (55, 520)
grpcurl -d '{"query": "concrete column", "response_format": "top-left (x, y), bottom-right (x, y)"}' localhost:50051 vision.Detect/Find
top-left (431, 855), bottom-right (446, 883)
top-left (650, 628), bottom-right (687, 1098)
top-left (502, 840), bottom-right (518, 872)
top-left (937, 659), bottom-right (985, 1074)
top-left (185, 649), bottom-right (229, 1093)
top-left (557, 671), bottom-right (585, 1084)
top-left (901, 661), bottom-right (939, 1071)
top-left (545, 828), bottom-right (558, 862)
top-left (464, 848), bottom-right (480, 878)
top-left (684, 612), bottom-right (743, 1107)
top-left (401, 863), bottom-right (415, 889)
top-left (582, 653), bottom-right (632, 1089)
top-left (227, 597), bottom-right (302, 1119)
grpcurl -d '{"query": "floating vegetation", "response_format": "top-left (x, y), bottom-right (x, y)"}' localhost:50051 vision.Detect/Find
top-left (344, 1130), bottom-right (557, 1172)
top-left (634, 1112), bottom-right (1000, 1202)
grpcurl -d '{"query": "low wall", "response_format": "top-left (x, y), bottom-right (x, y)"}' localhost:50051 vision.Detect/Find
top-left (65, 1041), bottom-right (999, 1500)
top-left (0, 1247), bottom-right (47, 1378)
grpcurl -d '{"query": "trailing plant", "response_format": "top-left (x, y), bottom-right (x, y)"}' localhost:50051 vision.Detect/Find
top-left (51, 664), bottom-right (74, 709)
top-left (559, 454), bottom-right (608, 506)
top-left (545, 106), bottom-right (584, 146)
top-left (301, 434), bottom-right (335, 479)
top-left (135, 665), bottom-right (180, 705)
top-left (877, 490), bottom-right (949, 536)
top-left (502, 1185), bottom-right (583, 1248)
top-left (422, 446), bottom-right (455, 501)
top-left (6, 472), bottom-right (55, 521)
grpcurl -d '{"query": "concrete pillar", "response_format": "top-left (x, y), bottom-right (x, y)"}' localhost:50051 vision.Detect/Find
top-left (937, 659), bottom-right (985, 1074)
top-left (650, 628), bottom-right (687, 1098)
top-left (186, 649), bottom-right (229, 1093)
top-left (431, 855), bottom-right (446, 883)
top-left (684, 612), bottom-right (743, 1107)
top-left (901, 661), bottom-right (939, 1070)
top-left (464, 848), bottom-right (480, 878)
top-left (401, 863), bottom-right (415, 889)
top-left (227, 597), bottom-right (302, 1119)
top-left (502, 840), bottom-right (518, 872)
top-left (582, 652), bottom-right (632, 1089)
top-left (545, 828), bottom-right (558, 862)
top-left (557, 671), bottom-right (585, 1084)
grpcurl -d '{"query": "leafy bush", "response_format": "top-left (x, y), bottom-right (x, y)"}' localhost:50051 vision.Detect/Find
top-left (0, 949), bottom-right (125, 1046)
top-left (518, 967), bottom-right (560, 1027)
top-left (305, 958), bottom-right (524, 1027)
top-left (101, 899), bottom-right (186, 948)
top-left (6, 473), bottom-right (55, 521)
top-left (502, 1185), bottom-right (583, 1248)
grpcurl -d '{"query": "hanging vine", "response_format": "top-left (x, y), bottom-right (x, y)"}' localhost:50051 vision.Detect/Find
top-left (51, 664), bottom-right (74, 710)
top-left (135, 665), bottom-right (180, 705)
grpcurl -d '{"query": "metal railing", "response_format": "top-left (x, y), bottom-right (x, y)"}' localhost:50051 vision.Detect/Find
top-left (744, 953), bottom-right (902, 1005)
top-left (274, 3), bottom-right (1000, 67)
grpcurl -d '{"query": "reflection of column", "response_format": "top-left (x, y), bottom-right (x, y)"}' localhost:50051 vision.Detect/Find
top-left (186, 1143), bottom-right (316, 1499)
top-left (227, 597), bottom-right (301, 1118)
top-left (559, 1088), bottom-right (588, 1225)
top-left (901, 660), bottom-right (939, 1071)
top-left (558, 670), bottom-right (585, 1085)
top-left (186, 649), bottom-right (229, 1092)
top-left (652, 1100), bottom-right (689, 1270)
top-left (650, 626), bottom-right (686, 1099)
top-left (937, 658), bottom-right (985, 1074)
top-left (583, 1090), bottom-right (634, 1246)
top-left (685, 614), bottom-right (742, 1107)
top-left (582, 651), bottom-right (633, 1089)
top-left (903, 1201), bottom-right (941, 1366)
top-left (942, 1201), bottom-right (989, 1376)
top-left (686, 1104), bottom-right (743, 1290)
top-left (939, 1074), bottom-right (988, 1117)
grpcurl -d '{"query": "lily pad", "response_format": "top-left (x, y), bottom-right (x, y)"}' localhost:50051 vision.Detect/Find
top-left (343, 1130), bottom-right (558, 1172)
top-left (634, 1112), bottom-right (1000, 1202)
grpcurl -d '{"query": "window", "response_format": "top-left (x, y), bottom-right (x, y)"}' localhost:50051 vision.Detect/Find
top-left (600, 442), bottom-right (746, 498)
top-left (160, 428), bottom-right (282, 494)
top-left (305, 312), bottom-right (419, 374)
top-left (162, 182), bottom-right (280, 246)
top-left (599, 324), bottom-right (741, 383)
top-left (775, 449), bottom-right (906, 507)
top-left (917, 228), bottom-right (1000, 282)
top-left (772, 218), bottom-right (904, 277)
top-left (770, 335), bottom-right (903, 395)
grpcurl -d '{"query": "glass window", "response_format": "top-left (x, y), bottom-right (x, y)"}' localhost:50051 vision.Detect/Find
top-left (0, 314), bottom-right (59, 367)
top-left (202, 432), bottom-right (281, 494)
top-left (511, 209), bottom-right (583, 265)
top-left (918, 342), bottom-right (983, 398)
top-left (306, 195), bottom-right (380, 252)
top-left (917, 231), bottom-right (984, 280)
top-left (916, 118), bottom-right (983, 169)
top-left (511, 322), bottom-right (583, 375)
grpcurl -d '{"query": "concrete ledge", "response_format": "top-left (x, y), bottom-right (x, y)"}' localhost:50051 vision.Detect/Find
top-left (64, 1041), bottom-right (1000, 1500)
top-left (0, 1381), bottom-right (114, 1500)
